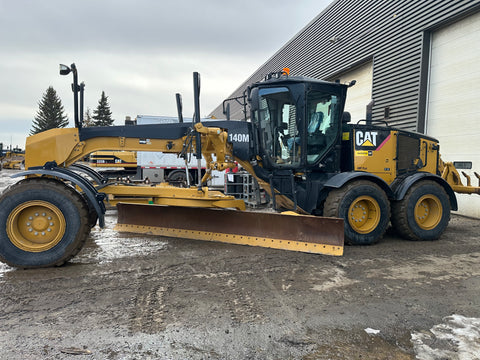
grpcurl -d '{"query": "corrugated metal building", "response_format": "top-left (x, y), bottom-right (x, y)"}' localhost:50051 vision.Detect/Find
top-left (210, 0), bottom-right (480, 217)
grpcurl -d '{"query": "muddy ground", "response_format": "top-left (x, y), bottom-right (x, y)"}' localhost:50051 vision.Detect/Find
top-left (1, 169), bottom-right (480, 359)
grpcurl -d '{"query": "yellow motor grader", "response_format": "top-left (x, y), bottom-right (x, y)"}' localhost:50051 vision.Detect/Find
top-left (0, 148), bottom-right (24, 170)
top-left (0, 64), bottom-right (478, 268)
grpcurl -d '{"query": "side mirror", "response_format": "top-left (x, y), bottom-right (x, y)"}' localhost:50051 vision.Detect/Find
top-left (342, 112), bottom-right (351, 124)
top-left (249, 87), bottom-right (259, 111)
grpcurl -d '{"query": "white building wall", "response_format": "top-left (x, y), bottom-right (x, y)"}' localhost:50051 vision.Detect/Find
top-left (426, 11), bottom-right (480, 218)
top-left (330, 61), bottom-right (373, 122)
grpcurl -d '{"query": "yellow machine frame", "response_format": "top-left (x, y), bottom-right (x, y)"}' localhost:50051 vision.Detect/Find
top-left (23, 123), bottom-right (245, 210)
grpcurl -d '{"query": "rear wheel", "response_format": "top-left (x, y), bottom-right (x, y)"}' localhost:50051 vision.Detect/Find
top-left (391, 180), bottom-right (450, 241)
top-left (324, 180), bottom-right (390, 245)
top-left (0, 178), bottom-right (90, 268)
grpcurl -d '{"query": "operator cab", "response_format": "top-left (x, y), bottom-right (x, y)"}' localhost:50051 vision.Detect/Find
top-left (249, 74), bottom-right (348, 171)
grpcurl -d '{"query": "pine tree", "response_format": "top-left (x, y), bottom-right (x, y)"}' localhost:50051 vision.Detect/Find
top-left (30, 86), bottom-right (69, 135)
top-left (92, 91), bottom-right (113, 126)
top-left (83, 107), bottom-right (94, 127)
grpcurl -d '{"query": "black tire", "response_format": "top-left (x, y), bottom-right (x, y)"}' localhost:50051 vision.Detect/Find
top-left (81, 193), bottom-right (99, 228)
top-left (324, 180), bottom-right (390, 245)
top-left (0, 178), bottom-right (90, 268)
top-left (391, 180), bottom-right (450, 241)
top-left (167, 170), bottom-right (192, 188)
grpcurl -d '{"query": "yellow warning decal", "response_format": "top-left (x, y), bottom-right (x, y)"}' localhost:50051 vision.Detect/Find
top-left (342, 132), bottom-right (350, 141)
top-left (355, 151), bottom-right (369, 156)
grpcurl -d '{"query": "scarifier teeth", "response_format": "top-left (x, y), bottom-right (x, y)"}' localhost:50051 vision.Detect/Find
top-left (475, 172), bottom-right (480, 187)
top-left (461, 171), bottom-right (472, 187)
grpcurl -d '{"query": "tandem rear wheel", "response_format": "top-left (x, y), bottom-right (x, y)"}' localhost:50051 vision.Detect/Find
top-left (0, 178), bottom-right (90, 268)
top-left (324, 180), bottom-right (390, 245)
top-left (391, 180), bottom-right (451, 241)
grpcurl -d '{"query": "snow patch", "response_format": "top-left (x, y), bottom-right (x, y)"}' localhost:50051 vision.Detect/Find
top-left (0, 263), bottom-right (14, 279)
top-left (364, 328), bottom-right (380, 335)
top-left (412, 314), bottom-right (480, 360)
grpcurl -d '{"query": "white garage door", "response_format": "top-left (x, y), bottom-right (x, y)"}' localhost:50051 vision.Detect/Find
top-left (329, 61), bottom-right (373, 122)
top-left (426, 11), bottom-right (480, 218)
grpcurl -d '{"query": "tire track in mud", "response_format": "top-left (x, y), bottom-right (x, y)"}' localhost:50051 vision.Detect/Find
top-left (129, 279), bottom-right (171, 334)
top-left (221, 277), bottom-right (264, 325)
top-left (126, 260), bottom-right (286, 332)
top-left (226, 288), bottom-right (261, 324)
top-left (189, 264), bottom-right (265, 325)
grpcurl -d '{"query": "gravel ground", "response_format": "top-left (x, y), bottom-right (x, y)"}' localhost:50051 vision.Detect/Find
top-left (1, 169), bottom-right (480, 359)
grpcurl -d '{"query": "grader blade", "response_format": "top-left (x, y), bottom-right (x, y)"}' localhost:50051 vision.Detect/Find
top-left (115, 203), bottom-right (344, 256)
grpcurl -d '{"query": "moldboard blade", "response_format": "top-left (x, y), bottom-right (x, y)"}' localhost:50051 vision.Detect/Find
top-left (115, 203), bottom-right (344, 256)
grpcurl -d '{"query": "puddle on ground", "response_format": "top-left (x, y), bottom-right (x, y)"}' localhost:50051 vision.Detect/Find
top-left (72, 210), bottom-right (168, 265)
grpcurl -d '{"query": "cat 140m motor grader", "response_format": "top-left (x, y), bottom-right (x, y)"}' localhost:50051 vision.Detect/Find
top-left (0, 65), bottom-right (478, 268)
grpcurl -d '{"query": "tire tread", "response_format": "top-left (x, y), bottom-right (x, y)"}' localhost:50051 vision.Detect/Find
top-left (324, 180), bottom-right (390, 245)
top-left (391, 180), bottom-right (450, 241)
top-left (0, 178), bottom-right (90, 268)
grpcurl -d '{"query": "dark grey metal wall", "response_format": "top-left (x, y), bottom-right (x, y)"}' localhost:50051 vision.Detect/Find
top-left (210, 0), bottom-right (480, 132)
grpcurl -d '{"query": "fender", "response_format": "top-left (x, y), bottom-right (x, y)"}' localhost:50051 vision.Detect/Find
top-left (391, 172), bottom-right (458, 211)
top-left (68, 163), bottom-right (108, 185)
top-left (13, 163), bottom-right (106, 227)
top-left (323, 171), bottom-right (395, 198)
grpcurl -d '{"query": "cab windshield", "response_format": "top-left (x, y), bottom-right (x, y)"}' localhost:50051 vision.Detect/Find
top-left (255, 87), bottom-right (299, 166)
top-left (254, 86), bottom-right (340, 167)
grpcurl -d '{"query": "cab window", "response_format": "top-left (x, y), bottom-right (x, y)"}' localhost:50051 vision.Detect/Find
top-left (305, 91), bottom-right (339, 164)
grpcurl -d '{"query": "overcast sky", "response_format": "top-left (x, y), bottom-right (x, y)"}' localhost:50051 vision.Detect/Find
top-left (0, 0), bottom-right (332, 148)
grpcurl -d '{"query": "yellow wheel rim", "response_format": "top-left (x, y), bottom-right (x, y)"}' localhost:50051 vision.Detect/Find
top-left (414, 195), bottom-right (442, 230)
top-left (6, 200), bottom-right (66, 252)
top-left (348, 196), bottom-right (381, 234)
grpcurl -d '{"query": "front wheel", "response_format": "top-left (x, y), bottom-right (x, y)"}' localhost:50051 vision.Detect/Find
top-left (0, 178), bottom-right (90, 268)
top-left (391, 180), bottom-right (450, 241)
top-left (324, 180), bottom-right (390, 245)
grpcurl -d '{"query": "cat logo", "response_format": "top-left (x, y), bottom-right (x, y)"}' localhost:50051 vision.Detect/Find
top-left (355, 131), bottom-right (378, 147)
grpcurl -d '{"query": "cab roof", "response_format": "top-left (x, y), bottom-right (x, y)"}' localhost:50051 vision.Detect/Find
top-left (254, 74), bottom-right (348, 89)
